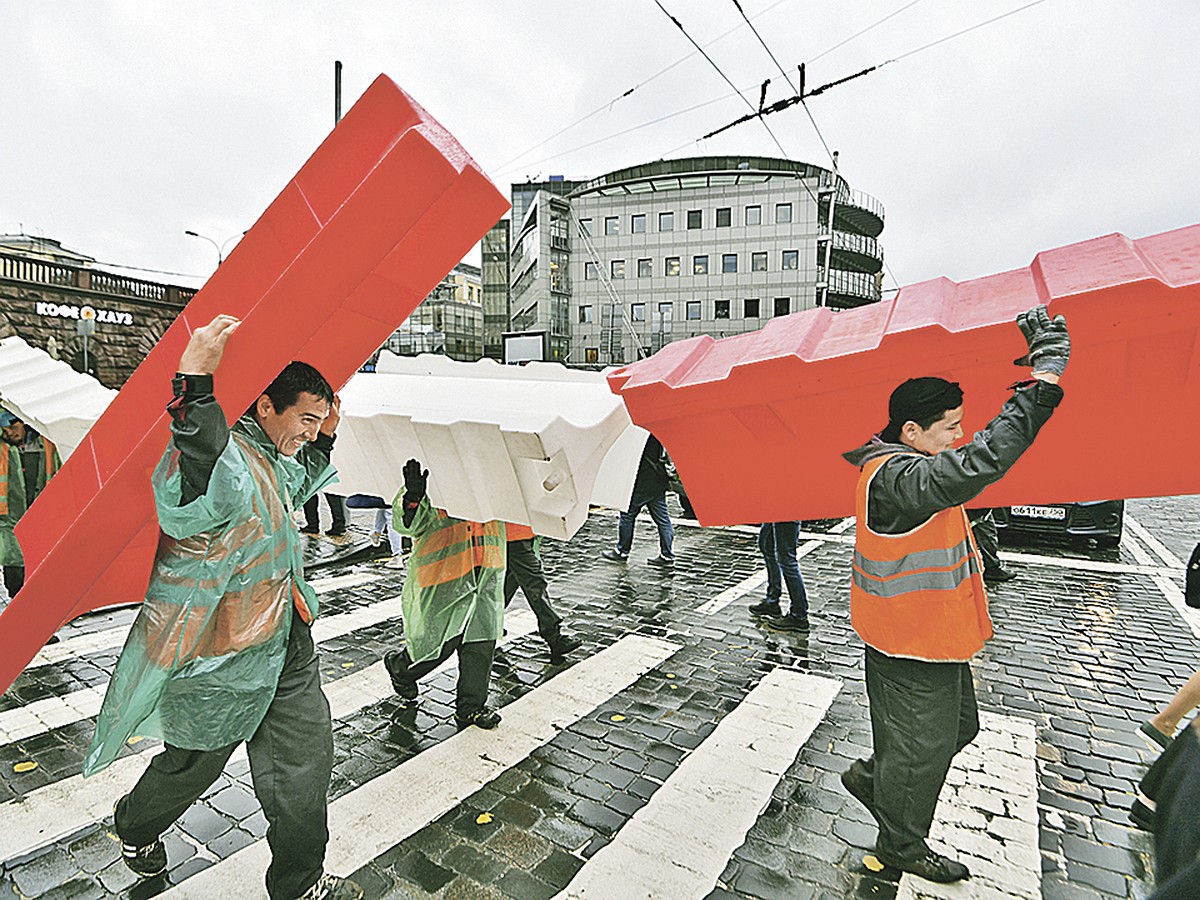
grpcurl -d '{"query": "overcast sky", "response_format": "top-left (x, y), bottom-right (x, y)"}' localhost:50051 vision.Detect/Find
top-left (2, 1), bottom-right (1197, 293)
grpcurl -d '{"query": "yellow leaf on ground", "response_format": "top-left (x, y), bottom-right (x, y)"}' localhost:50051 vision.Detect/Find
top-left (476, 812), bottom-right (494, 825)
top-left (341, 662), bottom-right (355, 668)
top-left (127, 735), bottom-right (144, 745)
top-left (610, 714), bottom-right (626, 722)
top-left (13, 761), bottom-right (37, 773)
top-left (863, 854), bottom-right (884, 873)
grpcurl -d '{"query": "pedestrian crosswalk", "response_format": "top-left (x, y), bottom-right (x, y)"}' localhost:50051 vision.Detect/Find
top-left (0, 535), bottom-right (1059, 899)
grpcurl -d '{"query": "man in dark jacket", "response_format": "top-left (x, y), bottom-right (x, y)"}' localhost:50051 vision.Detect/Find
top-left (839, 305), bottom-right (1068, 884)
top-left (601, 434), bottom-right (675, 567)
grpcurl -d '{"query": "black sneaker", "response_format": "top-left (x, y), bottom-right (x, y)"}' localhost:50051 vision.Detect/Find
top-left (600, 549), bottom-right (628, 562)
top-left (383, 651), bottom-right (418, 700)
top-left (325, 525), bottom-right (347, 537)
top-left (646, 554), bottom-right (675, 567)
top-left (299, 525), bottom-right (320, 536)
top-left (983, 567), bottom-right (1016, 585)
top-left (764, 615), bottom-right (811, 633)
top-left (876, 849), bottom-right (970, 883)
top-left (546, 633), bottom-right (582, 664)
top-left (121, 838), bottom-right (167, 878)
top-left (299, 874), bottom-right (364, 900)
top-left (840, 760), bottom-right (877, 820)
top-left (748, 600), bottom-right (783, 616)
top-left (456, 707), bottom-right (502, 729)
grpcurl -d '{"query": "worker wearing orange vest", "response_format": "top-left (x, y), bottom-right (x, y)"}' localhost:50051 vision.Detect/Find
top-left (503, 523), bottom-right (581, 663)
top-left (839, 305), bottom-right (1069, 884)
top-left (386, 458), bottom-right (506, 730)
top-left (0, 429), bottom-right (28, 598)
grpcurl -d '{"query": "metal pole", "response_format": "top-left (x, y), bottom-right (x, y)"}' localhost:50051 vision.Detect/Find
top-left (335, 61), bottom-right (343, 124)
top-left (83, 333), bottom-right (89, 374)
top-left (819, 150), bottom-right (839, 308)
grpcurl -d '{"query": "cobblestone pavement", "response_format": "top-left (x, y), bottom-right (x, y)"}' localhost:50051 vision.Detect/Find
top-left (0, 495), bottom-right (1196, 899)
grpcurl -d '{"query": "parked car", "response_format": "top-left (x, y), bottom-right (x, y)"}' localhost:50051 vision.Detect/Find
top-left (994, 500), bottom-right (1124, 549)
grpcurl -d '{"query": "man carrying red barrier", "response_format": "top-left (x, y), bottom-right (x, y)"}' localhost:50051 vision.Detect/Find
top-left (84, 315), bottom-right (361, 900)
top-left (839, 304), bottom-right (1069, 883)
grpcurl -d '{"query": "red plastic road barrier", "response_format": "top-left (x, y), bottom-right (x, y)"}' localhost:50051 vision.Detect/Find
top-left (609, 224), bottom-right (1200, 526)
top-left (0, 75), bottom-right (508, 696)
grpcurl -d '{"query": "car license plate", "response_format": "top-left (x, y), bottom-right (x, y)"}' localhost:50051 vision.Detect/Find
top-left (1010, 505), bottom-right (1066, 520)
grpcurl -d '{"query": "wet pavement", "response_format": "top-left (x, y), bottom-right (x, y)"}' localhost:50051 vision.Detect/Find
top-left (0, 494), bottom-right (1196, 899)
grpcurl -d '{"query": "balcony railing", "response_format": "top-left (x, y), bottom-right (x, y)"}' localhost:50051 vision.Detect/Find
top-left (826, 270), bottom-right (881, 304)
top-left (1, 252), bottom-right (195, 305)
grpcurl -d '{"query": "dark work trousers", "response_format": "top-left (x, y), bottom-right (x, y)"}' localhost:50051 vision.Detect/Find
top-left (3, 565), bottom-right (23, 597)
top-left (114, 620), bottom-right (334, 900)
top-left (863, 646), bottom-right (979, 863)
top-left (503, 539), bottom-right (562, 640)
top-left (397, 635), bottom-right (496, 713)
top-left (303, 493), bottom-right (346, 531)
top-left (967, 508), bottom-right (1002, 573)
top-left (1150, 725), bottom-right (1200, 899)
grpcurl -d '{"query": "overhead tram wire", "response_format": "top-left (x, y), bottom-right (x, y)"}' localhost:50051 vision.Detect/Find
top-left (698, 0), bottom-right (1050, 141)
top-left (493, 0), bottom-right (793, 173)
top-left (809, 0), bottom-right (924, 64)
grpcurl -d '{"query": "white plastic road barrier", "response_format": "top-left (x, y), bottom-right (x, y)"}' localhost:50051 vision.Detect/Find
top-left (332, 352), bottom-right (644, 539)
top-left (0, 335), bottom-right (117, 460)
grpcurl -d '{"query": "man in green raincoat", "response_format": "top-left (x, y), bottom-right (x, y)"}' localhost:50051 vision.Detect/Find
top-left (384, 458), bottom-right (505, 729)
top-left (85, 315), bottom-right (361, 900)
top-left (0, 424), bottom-right (26, 598)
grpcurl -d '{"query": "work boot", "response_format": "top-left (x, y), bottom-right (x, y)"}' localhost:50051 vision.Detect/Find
top-left (456, 707), bottom-right (502, 730)
top-left (299, 874), bottom-right (364, 900)
top-left (764, 614), bottom-right (811, 633)
top-left (546, 631), bottom-right (581, 664)
top-left (876, 849), bottom-right (970, 883)
top-left (748, 599), bottom-right (782, 616)
top-left (383, 651), bottom-right (418, 700)
top-left (646, 554), bottom-right (675, 568)
top-left (983, 567), bottom-right (1016, 585)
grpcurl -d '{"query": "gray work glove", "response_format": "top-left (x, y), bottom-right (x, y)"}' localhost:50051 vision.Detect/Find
top-left (1014, 304), bottom-right (1070, 376)
top-left (402, 458), bottom-right (428, 501)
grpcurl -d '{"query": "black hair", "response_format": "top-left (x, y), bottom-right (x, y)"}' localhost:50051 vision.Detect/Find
top-left (879, 377), bottom-right (963, 443)
top-left (255, 361), bottom-right (333, 415)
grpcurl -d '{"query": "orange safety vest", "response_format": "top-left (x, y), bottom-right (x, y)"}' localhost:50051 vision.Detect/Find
top-left (850, 453), bottom-right (993, 662)
top-left (505, 523), bottom-right (536, 542)
top-left (43, 438), bottom-right (59, 481)
top-left (415, 517), bottom-right (506, 588)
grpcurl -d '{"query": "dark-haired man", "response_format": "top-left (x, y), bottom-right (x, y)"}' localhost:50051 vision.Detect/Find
top-left (839, 305), bottom-right (1069, 883)
top-left (86, 315), bottom-right (361, 900)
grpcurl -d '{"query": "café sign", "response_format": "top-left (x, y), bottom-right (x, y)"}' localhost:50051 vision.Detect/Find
top-left (35, 302), bottom-right (133, 326)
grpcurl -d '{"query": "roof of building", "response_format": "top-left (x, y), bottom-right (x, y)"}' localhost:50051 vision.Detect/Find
top-left (0, 235), bottom-right (96, 266)
top-left (571, 155), bottom-right (841, 198)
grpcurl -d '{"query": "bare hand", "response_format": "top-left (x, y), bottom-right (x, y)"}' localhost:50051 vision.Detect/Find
top-left (178, 315), bottom-right (241, 375)
top-left (320, 394), bottom-right (341, 436)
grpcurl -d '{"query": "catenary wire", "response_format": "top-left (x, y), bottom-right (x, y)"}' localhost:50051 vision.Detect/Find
top-left (809, 0), bottom-right (924, 63)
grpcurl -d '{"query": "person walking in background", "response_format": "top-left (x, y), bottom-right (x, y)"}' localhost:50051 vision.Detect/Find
top-left (504, 523), bottom-right (581, 663)
top-left (749, 521), bottom-right (811, 632)
top-left (385, 459), bottom-right (505, 729)
top-left (0, 412), bottom-right (61, 505)
top-left (601, 434), bottom-right (675, 568)
top-left (301, 491), bottom-right (347, 537)
top-left (0, 422), bottom-right (27, 598)
top-left (967, 508), bottom-right (1015, 585)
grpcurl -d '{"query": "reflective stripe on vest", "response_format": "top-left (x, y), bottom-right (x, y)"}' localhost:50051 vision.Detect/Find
top-left (415, 517), bottom-right (506, 588)
top-left (849, 452), bottom-right (992, 662)
top-left (43, 439), bottom-right (59, 480)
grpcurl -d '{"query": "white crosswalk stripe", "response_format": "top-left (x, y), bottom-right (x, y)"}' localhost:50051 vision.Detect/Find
top-left (894, 711), bottom-right (1041, 900)
top-left (0, 609), bottom-right (537, 865)
top-left (1, 586), bottom-right (402, 745)
top-left (561, 669), bottom-right (841, 898)
top-left (163, 634), bottom-right (682, 899)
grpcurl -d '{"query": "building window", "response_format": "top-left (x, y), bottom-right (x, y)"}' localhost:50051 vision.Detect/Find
top-left (658, 301), bottom-right (673, 321)
top-left (585, 348), bottom-right (599, 364)
top-left (687, 209), bottom-right (703, 229)
top-left (745, 298), bottom-right (760, 318)
top-left (637, 258), bottom-right (653, 278)
top-left (665, 256), bottom-right (681, 276)
top-left (715, 299), bottom-right (730, 319)
top-left (775, 203), bottom-right (792, 224)
top-left (745, 205), bottom-right (761, 225)
top-left (722, 253), bottom-right (737, 274)
top-left (584, 261), bottom-right (598, 280)
top-left (579, 218), bottom-right (592, 235)
top-left (686, 300), bottom-right (702, 320)
top-left (579, 305), bottom-right (593, 324)
top-left (716, 207), bottom-right (731, 228)
top-left (693, 255), bottom-right (709, 275)
top-left (611, 259), bottom-right (626, 279)
top-left (631, 214), bottom-right (646, 234)
top-left (631, 302), bottom-right (646, 321)
top-left (604, 216), bottom-right (619, 235)
top-left (781, 249), bottom-right (799, 270)
top-left (659, 211), bottom-right (674, 231)
top-left (774, 297), bottom-right (790, 316)
top-left (751, 251), bottom-right (767, 272)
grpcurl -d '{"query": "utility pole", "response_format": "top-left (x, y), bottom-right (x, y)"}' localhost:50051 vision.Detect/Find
top-left (334, 61), bottom-right (343, 124)
top-left (818, 150), bottom-right (839, 308)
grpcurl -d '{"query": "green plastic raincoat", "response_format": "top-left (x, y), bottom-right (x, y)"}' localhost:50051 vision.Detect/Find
top-left (393, 496), bottom-right (506, 663)
top-left (83, 415), bottom-right (334, 776)
top-left (0, 443), bottom-right (27, 566)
